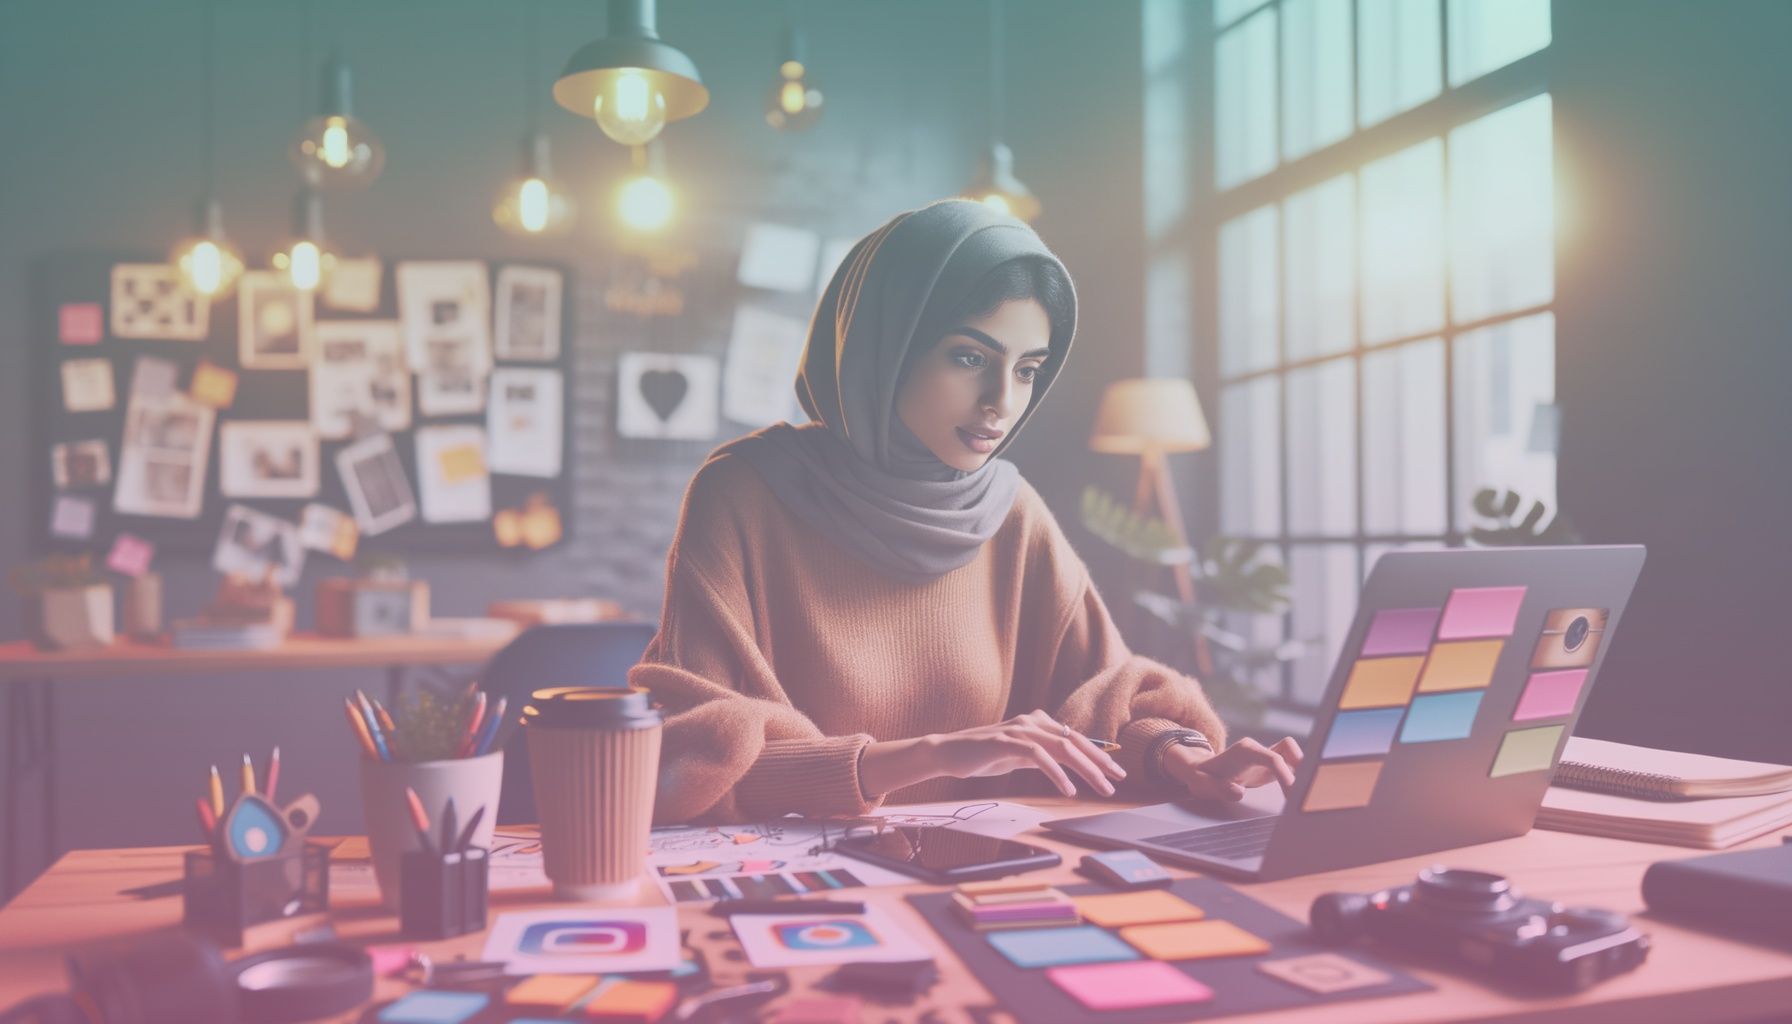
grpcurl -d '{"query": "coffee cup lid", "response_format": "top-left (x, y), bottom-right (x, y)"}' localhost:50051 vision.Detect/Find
top-left (523, 686), bottom-right (661, 730)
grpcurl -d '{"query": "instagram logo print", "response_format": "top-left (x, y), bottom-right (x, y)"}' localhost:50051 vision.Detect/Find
top-left (773, 919), bottom-right (880, 951)
top-left (518, 920), bottom-right (647, 955)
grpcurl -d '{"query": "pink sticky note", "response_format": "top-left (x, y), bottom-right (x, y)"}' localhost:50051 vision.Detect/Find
top-left (1438, 586), bottom-right (1527, 639)
top-left (1513, 669), bottom-right (1589, 721)
top-left (106, 533), bottom-right (156, 577)
top-left (1047, 960), bottom-right (1213, 1011)
top-left (1360, 607), bottom-right (1441, 656)
top-left (59, 303), bottom-right (103, 344)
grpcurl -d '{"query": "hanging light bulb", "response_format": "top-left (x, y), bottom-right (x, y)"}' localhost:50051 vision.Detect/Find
top-left (960, 0), bottom-right (1041, 222)
top-left (964, 141), bottom-right (1041, 222)
top-left (554, 0), bottom-right (707, 147)
top-left (764, 23), bottom-right (823, 131)
top-left (172, 199), bottom-right (246, 298)
top-left (271, 189), bottom-right (335, 292)
top-left (170, 3), bottom-right (243, 298)
top-left (615, 142), bottom-right (676, 233)
top-left (290, 54), bottom-right (385, 188)
top-left (494, 133), bottom-right (577, 237)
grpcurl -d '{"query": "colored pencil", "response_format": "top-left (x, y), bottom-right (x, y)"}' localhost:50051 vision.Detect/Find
top-left (344, 698), bottom-right (380, 760)
top-left (264, 746), bottom-right (281, 802)
top-left (439, 797), bottom-right (458, 854)
top-left (240, 753), bottom-right (256, 797)
top-left (404, 785), bottom-right (435, 856)
top-left (371, 699), bottom-right (401, 760)
top-left (472, 696), bottom-right (506, 756)
top-left (355, 690), bottom-right (392, 763)
top-left (196, 796), bottom-right (218, 841)
top-left (208, 765), bottom-right (225, 818)
top-left (455, 691), bottom-right (487, 758)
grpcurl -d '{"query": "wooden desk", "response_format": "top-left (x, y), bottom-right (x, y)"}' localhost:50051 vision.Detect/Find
top-left (0, 631), bottom-right (518, 898)
top-left (1, 799), bottom-right (1787, 1023)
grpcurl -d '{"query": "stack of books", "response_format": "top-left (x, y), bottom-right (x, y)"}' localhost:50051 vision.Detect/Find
top-left (951, 878), bottom-right (1080, 931)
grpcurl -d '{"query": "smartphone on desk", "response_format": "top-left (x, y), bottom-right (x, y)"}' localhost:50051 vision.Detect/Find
top-left (833, 826), bottom-right (1061, 884)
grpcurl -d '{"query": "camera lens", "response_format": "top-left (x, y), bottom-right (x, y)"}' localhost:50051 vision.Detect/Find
top-left (1563, 616), bottom-right (1591, 652)
top-left (1414, 867), bottom-right (1519, 915)
top-left (1309, 892), bottom-right (1372, 943)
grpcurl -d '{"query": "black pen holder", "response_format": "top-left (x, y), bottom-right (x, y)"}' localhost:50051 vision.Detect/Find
top-left (182, 841), bottom-right (331, 946)
top-left (400, 846), bottom-right (489, 939)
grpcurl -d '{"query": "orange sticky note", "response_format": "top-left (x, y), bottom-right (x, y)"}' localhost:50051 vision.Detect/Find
top-left (1416, 640), bottom-right (1504, 692)
top-left (1338, 656), bottom-right (1424, 708)
top-left (1074, 890), bottom-right (1206, 928)
top-left (438, 443), bottom-right (485, 485)
top-left (189, 360), bottom-right (238, 408)
top-left (1118, 919), bottom-right (1271, 961)
top-left (582, 979), bottom-right (678, 1022)
top-left (505, 973), bottom-right (599, 1009)
top-left (1303, 760), bottom-right (1384, 812)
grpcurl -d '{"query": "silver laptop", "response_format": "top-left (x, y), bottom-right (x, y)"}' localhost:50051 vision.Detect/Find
top-left (1046, 545), bottom-right (1646, 881)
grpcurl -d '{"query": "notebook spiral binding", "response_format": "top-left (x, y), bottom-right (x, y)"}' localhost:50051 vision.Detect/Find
top-left (1554, 761), bottom-right (1687, 800)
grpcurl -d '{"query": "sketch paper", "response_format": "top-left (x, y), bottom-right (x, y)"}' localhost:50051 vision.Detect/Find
top-left (486, 367), bottom-right (563, 477)
top-left (494, 265), bottom-right (562, 361)
top-left (212, 504), bottom-right (305, 588)
top-left (322, 257), bottom-right (382, 313)
top-left (415, 424), bottom-right (492, 523)
top-left (721, 306), bottom-right (806, 426)
top-left (60, 358), bottom-right (116, 412)
top-left (334, 433), bottom-right (416, 536)
top-left (219, 421), bottom-right (320, 499)
top-left (310, 320), bottom-right (410, 438)
top-left (110, 263), bottom-right (208, 340)
top-left (236, 271), bottom-right (314, 369)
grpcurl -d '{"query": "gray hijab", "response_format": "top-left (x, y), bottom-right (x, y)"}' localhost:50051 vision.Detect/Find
top-left (718, 199), bottom-right (1078, 584)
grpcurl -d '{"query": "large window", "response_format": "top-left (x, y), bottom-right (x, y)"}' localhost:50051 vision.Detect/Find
top-left (1201, 0), bottom-right (1555, 709)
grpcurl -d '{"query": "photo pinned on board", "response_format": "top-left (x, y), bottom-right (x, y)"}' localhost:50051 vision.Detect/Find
top-left (415, 424), bottom-right (492, 524)
top-left (334, 432), bottom-right (417, 536)
top-left (397, 261), bottom-right (490, 415)
top-left (237, 271), bottom-right (316, 369)
top-left (486, 367), bottom-right (563, 478)
top-left (110, 262), bottom-right (209, 341)
top-left (310, 320), bottom-right (411, 439)
top-left (219, 421), bottom-right (320, 499)
top-left (50, 439), bottom-right (111, 489)
top-left (298, 503), bottom-right (359, 561)
top-left (60, 358), bottom-right (116, 412)
top-left (212, 504), bottom-right (306, 589)
top-left (114, 359), bottom-right (213, 520)
top-left (494, 265), bottom-right (562, 361)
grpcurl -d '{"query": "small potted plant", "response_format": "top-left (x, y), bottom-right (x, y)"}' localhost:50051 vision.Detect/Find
top-left (9, 553), bottom-right (115, 650)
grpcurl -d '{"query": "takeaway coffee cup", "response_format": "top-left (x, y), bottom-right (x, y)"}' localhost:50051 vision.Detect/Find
top-left (524, 686), bottom-right (663, 901)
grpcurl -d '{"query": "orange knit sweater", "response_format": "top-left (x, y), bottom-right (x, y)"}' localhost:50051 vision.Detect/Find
top-left (630, 450), bottom-right (1229, 824)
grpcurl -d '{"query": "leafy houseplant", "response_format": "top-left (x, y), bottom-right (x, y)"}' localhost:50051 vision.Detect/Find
top-left (8, 554), bottom-right (115, 650)
top-left (1081, 488), bottom-right (1304, 729)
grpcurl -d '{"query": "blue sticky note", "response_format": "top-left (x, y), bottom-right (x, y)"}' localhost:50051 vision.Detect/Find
top-left (988, 925), bottom-right (1139, 968)
top-left (1401, 691), bottom-right (1484, 743)
top-left (1321, 708), bottom-right (1405, 758)
top-left (377, 990), bottom-right (490, 1024)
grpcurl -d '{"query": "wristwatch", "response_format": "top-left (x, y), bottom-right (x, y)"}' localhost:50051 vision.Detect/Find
top-left (1147, 729), bottom-right (1215, 785)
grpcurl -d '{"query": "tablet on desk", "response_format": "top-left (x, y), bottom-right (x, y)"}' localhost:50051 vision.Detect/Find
top-left (834, 826), bottom-right (1060, 884)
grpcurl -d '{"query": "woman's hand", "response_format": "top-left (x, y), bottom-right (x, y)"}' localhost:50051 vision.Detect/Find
top-left (858, 710), bottom-right (1126, 799)
top-left (1160, 736), bottom-right (1304, 802)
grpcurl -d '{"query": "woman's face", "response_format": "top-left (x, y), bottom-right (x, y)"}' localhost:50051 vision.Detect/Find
top-left (896, 298), bottom-right (1052, 472)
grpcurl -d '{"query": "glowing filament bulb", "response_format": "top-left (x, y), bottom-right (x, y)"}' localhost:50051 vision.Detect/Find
top-left (321, 116), bottom-right (351, 169)
top-left (617, 174), bottom-right (673, 232)
top-left (594, 70), bottom-right (668, 146)
top-left (185, 241), bottom-right (223, 295)
top-left (519, 178), bottom-right (550, 233)
top-left (288, 241), bottom-right (322, 291)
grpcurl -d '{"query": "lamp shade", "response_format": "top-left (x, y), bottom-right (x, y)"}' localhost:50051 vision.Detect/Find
top-left (1089, 378), bottom-right (1211, 454)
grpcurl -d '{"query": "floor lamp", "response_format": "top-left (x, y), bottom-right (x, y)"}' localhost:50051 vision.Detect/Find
top-left (1090, 378), bottom-right (1214, 675)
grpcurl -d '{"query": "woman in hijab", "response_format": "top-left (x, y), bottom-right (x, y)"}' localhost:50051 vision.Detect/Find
top-left (633, 199), bottom-right (1304, 823)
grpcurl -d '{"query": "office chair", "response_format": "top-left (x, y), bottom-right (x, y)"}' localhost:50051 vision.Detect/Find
top-left (478, 620), bottom-right (658, 824)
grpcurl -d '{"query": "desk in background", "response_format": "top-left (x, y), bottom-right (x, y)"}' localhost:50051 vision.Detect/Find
top-left (1, 797), bottom-right (1787, 1023)
top-left (0, 631), bottom-right (518, 899)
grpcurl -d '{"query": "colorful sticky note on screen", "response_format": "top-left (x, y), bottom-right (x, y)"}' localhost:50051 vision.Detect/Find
top-left (1303, 760), bottom-right (1383, 812)
top-left (1322, 708), bottom-right (1406, 758)
top-left (1400, 692), bottom-right (1483, 743)
top-left (1416, 640), bottom-right (1504, 692)
top-left (105, 532), bottom-right (156, 576)
top-left (1359, 607), bottom-right (1441, 657)
top-left (1490, 725), bottom-right (1566, 777)
top-left (1512, 670), bottom-right (1590, 721)
top-left (1438, 586), bottom-right (1527, 639)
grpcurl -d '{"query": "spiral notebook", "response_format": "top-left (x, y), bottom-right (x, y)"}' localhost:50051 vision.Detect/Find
top-left (1553, 737), bottom-right (1792, 800)
top-left (1539, 738), bottom-right (1792, 849)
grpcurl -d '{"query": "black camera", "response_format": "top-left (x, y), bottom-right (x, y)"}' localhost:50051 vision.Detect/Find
top-left (1310, 866), bottom-right (1650, 991)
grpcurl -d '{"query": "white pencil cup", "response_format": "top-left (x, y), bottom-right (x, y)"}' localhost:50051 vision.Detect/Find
top-left (359, 751), bottom-right (503, 909)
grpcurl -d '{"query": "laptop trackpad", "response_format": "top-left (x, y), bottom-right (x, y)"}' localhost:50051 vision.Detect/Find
top-left (1131, 785), bottom-right (1286, 830)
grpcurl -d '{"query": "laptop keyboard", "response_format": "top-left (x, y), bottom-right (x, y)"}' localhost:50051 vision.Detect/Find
top-left (1141, 816), bottom-right (1278, 862)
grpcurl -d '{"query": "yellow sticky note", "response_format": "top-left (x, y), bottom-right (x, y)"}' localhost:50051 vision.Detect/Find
top-left (1119, 919), bottom-right (1272, 961)
top-left (1490, 725), bottom-right (1565, 778)
top-left (1338, 656), bottom-right (1424, 708)
top-left (437, 443), bottom-right (485, 485)
top-left (189, 361), bottom-right (238, 409)
top-left (505, 973), bottom-right (599, 1008)
top-left (1074, 890), bottom-right (1206, 928)
top-left (1417, 640), bottom-right (1503, 692)
top-left (582, 979), bottom-right (678, 1021)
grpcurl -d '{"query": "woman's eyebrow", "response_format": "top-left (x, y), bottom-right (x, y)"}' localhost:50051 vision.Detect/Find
top-left (952, 326), bottom-right (1050, 359)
